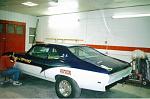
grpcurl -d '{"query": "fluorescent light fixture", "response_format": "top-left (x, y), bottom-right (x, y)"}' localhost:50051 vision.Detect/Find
top-left (21, 2), bottom-right (38, 6)
top-left (48, 0), bottom-right (78, 9)
top-left (112, 13), bottom-right (150, 19)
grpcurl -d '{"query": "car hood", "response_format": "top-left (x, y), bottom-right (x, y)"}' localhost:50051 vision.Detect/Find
top-left (82, 55), bottom-right (130, 74)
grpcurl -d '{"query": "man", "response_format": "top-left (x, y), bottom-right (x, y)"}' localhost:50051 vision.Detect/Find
top-left (0, 54), bottom-right (22, 86)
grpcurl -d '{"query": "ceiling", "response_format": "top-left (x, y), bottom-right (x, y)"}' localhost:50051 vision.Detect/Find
top-left (0, 0), bottom-right (150, 16)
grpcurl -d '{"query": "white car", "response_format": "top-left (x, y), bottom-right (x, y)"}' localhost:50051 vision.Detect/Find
top-left (8, 44), bottom-right (132, 98)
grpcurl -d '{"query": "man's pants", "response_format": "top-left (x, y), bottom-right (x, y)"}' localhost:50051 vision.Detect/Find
top-left (1, 67), bottom-right (20, 81)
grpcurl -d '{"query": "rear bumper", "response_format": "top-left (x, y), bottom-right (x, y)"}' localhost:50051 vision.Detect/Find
top-left (107, 67), bottom-right (132, 85)
top-left (77, 67), bottom-right (132, 92)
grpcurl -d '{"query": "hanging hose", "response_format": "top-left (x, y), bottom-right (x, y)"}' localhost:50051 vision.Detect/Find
top-left (101, 10), bottom-right (113, 54)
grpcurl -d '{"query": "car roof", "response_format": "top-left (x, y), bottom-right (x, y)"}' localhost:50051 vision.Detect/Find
top-left (35, 43), bottom-right (85, 47)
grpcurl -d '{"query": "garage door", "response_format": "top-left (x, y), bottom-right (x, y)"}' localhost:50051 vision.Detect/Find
top-left (0, 20), bottom-right (26, 55)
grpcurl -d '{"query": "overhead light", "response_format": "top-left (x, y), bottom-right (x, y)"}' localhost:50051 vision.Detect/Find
top-left (112, 13), bottom-right (150, 19)
top-left (48, 0), bottom-right (78, 10)
top-left (21, 2), bottom-right (38, 7)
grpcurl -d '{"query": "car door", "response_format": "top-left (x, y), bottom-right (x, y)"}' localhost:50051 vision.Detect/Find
top-left (44, 47), bottom-right (62, 67)
top-left (44, 47), bottom-right (65, 79)
top-left (16, 45), bottom-right (50, 77)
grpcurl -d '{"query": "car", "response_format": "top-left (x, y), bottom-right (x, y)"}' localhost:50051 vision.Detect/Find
top-left (6, 43), bottom-right (132, 98)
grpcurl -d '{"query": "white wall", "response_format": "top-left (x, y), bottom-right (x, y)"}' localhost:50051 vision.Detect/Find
top-left (0, 10), bottom-right (37, 51)
top-left (37, 6), bottom-right (150, 62)
top-left (1, 6), bottom-right (149, 62)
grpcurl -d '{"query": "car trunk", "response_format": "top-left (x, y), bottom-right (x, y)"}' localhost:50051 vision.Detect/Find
top-left (82, 55), bottom-right (131, 74)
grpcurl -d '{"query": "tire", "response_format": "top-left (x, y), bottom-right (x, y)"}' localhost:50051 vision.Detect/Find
top-left (55, 76), bottom-right (81, 98)
top-left (142, 81), bottom-right (147, 86)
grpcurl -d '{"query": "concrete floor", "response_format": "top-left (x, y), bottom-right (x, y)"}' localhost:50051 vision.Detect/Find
top-left (0, 74), bottom-right (150, 98)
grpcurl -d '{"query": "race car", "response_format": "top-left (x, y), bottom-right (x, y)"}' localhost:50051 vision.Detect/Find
top-left (6, 44), bottom-right (132, 98)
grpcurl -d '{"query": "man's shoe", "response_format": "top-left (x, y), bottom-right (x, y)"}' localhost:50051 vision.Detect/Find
top-left (0, 81), bottom-right (4, 85)
top-left (9, 79), bottom-right (13, 83)
top-left (13, 81), bottom-right (22, 86)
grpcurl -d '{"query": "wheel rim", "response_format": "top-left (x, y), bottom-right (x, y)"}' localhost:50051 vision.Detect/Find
top-left (59, 80), bottom-right (72, 97)
top-left (143, 81), bottom-right (147, 85)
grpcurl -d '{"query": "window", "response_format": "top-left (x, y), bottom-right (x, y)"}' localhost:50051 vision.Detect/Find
top-left (16, 25), bottom-right (23, 35)
top-left (28, 46), bottom-right (49, 59)
top-left (7, 24), bottom-right (15, 33)
top-left (28, 46), bottom-right (60, 59)
top-left (48, 48), bottom-right (60, 59)
top-left (69, 46), bottom-right (104, 59)
top-left (69, 47), bottom-right (89, 59)
top-left (0, 24), bottom-right (4, 33)
top-left (29, 27), bottom-right (36, 44)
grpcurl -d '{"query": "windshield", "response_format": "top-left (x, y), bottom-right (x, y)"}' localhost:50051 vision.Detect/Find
top-left (68, 46), bottom-right (104, 59)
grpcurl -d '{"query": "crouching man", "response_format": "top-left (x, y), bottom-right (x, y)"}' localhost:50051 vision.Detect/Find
top-left (0, 54), bottom-right (22, 86)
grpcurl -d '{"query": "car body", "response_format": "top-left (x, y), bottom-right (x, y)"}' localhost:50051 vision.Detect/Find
top-left (8, 44), bottom-right (132, 98)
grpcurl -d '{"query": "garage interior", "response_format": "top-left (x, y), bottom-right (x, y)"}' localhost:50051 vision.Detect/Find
top-left (0, 0), bottom-right (150, 98)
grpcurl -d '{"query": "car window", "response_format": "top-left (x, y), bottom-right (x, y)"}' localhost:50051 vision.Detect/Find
top-left (69, 47), bottom-right (89, 59)
top-left (48, 48), bottom-right (60, 59)
top-left (28, 46), bottom-right (49, 59)
top-left (69, 46), bottom-right (105, 59)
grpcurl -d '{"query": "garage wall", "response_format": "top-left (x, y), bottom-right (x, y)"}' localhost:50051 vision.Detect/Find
top-left (0, 10), bottom-right (37, 51)
top-left (37, 6), bottom-right (150, 62)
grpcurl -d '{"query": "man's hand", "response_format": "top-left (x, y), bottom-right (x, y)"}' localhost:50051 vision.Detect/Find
top-left (10, 56), bottom-right (17, 62)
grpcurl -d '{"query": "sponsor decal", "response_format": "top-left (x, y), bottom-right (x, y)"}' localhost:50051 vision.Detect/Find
top-left (100, 65), bottom-right (113, 71)
top-left (16, 57), bottom-right (32, 63)
top-left (60, 69), bottom-right (71, 75)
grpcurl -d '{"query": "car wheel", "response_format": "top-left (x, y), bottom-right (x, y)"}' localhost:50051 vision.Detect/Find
top-left (55, 76), bottom-right (81, 98)
top-left (142, 81), bottom-right (147, 86)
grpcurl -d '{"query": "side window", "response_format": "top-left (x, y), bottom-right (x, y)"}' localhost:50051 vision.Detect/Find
top-left (48, 48), bottom-right (60, 59)
top-left (28, 46), bottom-right (49, 59)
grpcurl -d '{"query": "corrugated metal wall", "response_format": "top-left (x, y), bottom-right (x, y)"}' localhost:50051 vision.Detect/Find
top-left (0, 6), bottom-right (150, 62)
top-left (37, 6), bottom-right (150, 62)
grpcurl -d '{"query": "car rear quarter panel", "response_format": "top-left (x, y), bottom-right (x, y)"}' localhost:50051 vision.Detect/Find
top-left (108, 67), bottom-right (132, 85)
top-left (44, 67), bottom-right (110, 91)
